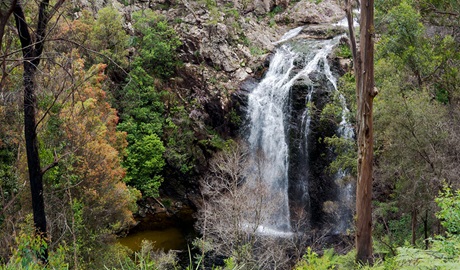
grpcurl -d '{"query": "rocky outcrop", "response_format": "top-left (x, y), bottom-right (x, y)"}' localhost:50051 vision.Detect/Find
top-left (78, 0), bottom-right (350, 214)
top-left (73, 0), bottom-right (345, 102)
top-left (171, 0), bottom-right (344, 84)
top-left (296, 24), bottom-right (346, 40)
top-left (174, 5), bottom-right (279, 81)
top-left (276, 0), bottom-right (344, 25)
top-left (228, 0), bottom-right (288, 15)
top-left (150, 1), bottom-right (350, 213)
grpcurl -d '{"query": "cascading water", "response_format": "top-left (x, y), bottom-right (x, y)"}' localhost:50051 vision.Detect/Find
top-left (246, 31), bottom-right (352, 235)
top-left (272, 26), bottom-right (304, 45)
top-left (320, 44), bottom-right (355, 234)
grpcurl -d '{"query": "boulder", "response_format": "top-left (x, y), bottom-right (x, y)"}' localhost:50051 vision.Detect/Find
top-left (277, 0), bottom-right (344, 25)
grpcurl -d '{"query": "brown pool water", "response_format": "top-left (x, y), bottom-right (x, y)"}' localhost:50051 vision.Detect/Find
top-left (118, 227), bottom-right (187, 252)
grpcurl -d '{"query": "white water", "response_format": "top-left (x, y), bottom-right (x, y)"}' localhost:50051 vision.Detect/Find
top-left (247, 36), bottom-right (343, 235)
top-left (319, 38), bottom-right (355, 234)
top-left (334, 9), bottom-right (360, 28)
top-left (298, 87), bottom-right (314, 212)
top-left (334, 91), bottom-right (355, 233)
top-left (273, 26), bottom-right (304, 45)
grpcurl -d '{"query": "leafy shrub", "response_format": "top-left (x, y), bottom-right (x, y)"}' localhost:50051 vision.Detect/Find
top-left (132, 10), bottom-right (182, 79)
top-left (124, 135), bottom-right (165, 198)
top-left (295, 248), bottom-right (337, 270)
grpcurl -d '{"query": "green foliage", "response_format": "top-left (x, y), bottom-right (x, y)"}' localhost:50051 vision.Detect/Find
top-left (295, 243), bottom-right (460, 269)
top-left (388, 238), bottom-right (460, 269)
top-left (224, 8), bottom-right (240, 20)
top-left (124, 135), bottom-right (165, 198)
top-left (1, 216), bottom-right (68, 269)
top-left (199, 132), bottom-right (227, 150)
top-left (117, 10), bottom-right (185, 196)
top-left (371, 0), bottom-right (456, 245)
top-left (116, 86), bottom-right (162, 180)
top-left (69, 198), bottom-right (84, 265)
top-left (373, 202), bottom-right (417, 253)
top-left (249, 46), bottom-right (266, 56)
top-left (163, 109), bottom-right (197, 174)
top-left (324, 135), bottom-right (356, 175)
top-left (371, 1), bottom-right (460, 260)
top-left (321, 74), bottom-right (357, 176)
top-left (103, 241), bottom-right (178, 270)
top-left (435, 185), bottom-right (460, 234)
top-left (90, 7), bottom-right (129, 69)
top-left (222, 257), bottom-right (243, 269)
top-left (0, 144), bottom-right (18, 222)
top-left (376, 0), bottom-right (443, 89)
top-left (132, 10), bottom-right (182, 79)
top-left (335, 43), bottom-right (352, 59)
top-left (117, 67), bottom-right (165, 142)
top-left (435, 87), bottom-right (449, 104)
top-left (130, 241), bottom-right (178, 270)
top-left (269, 5), bottom-right (284, 18)
top-left (337, 72), bottom-right (356, 119)
top-left (320, 95), bottom-right (343, 125)
top-left (227, 109), bottom-right (242, 126)
top-left (295, 248), bottom-right (337, 270)
top-left (377, 1), bottom-right (424, 58)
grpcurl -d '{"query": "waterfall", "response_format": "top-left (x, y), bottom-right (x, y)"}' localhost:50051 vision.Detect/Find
top-left (272, 26), bottom-right (304, 45)
top-left (321, 43), bottom-right (355, 234)
top-left (246, 33), bottom-right (347, 235)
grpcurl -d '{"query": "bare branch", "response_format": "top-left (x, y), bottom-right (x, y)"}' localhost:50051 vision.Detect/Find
top-left (0, 0), bottom-right (18, 49)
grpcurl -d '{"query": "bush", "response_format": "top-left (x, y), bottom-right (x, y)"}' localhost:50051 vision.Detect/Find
top-left (124, 135), bottom-right (165, 198)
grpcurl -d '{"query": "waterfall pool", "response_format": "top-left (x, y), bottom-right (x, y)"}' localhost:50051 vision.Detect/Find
top-left (118, 204), bottom-right (196, 252)
top-left (118, 227), bottom-right (188, 252)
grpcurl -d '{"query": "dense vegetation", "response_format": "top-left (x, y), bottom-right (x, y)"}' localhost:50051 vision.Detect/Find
top-left (0, 0), bottom-right (459, 269)
top-left (317, 0), bottom-right (460, 268)
top-left (0, 2), bottom-right (225, 268)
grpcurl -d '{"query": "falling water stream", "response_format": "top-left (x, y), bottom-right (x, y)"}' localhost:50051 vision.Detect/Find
top-left (246, 29), bottom-right (353, 235)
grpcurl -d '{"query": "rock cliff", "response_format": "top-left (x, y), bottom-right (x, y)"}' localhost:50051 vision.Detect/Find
top-left (71, 0), bottom-right (348, 217)
top-left (156, 0), bottom-right (347, 210)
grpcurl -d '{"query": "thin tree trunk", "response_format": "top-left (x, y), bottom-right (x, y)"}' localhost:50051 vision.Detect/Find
top-left (411, 207), bottom-right (417, 246)
top-left (0, 0), bottom-right (18, 92)
top-left (424, 209), bottom-right (429, 250)
top-left (0, 0), bottom-right (16, 49)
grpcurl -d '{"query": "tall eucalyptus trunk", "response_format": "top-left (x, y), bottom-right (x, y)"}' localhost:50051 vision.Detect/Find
top-left (345, 0), bottom-right (377, 264)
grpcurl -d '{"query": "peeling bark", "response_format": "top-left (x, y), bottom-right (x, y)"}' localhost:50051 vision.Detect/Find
top-left (345, 0), bottom-right (376, 264)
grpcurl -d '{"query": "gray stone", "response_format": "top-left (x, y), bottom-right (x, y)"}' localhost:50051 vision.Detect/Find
top-left (278, 0), bottom-right (344, 25)
top-left (234, 68), bottom-right (250, 81)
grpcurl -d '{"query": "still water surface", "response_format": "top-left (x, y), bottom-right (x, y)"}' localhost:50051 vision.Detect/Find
top-left (118, 227), bottom-right (187, 252)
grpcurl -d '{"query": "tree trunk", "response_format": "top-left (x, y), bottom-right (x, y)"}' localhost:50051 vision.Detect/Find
top-left (346, 0), bottom-right (376, 264)
top-left (23, 64), bottom-right (48, 239)
top-left (13, 2), bottom-right (49, 262)
top-left (411, 207), bottom-right (417, 246)
top-left (424, 209), bottom-right (429, 250)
